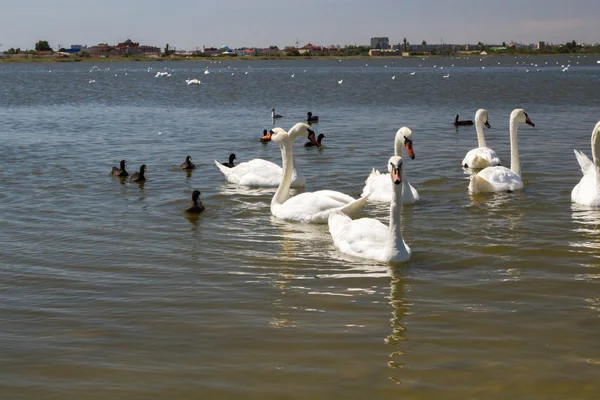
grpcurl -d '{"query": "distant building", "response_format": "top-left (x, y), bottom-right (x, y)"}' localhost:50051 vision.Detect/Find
top-left (370, 37), bottom-right (390, 49)
top-left (369, 48), bottom-right (401, 56)
top-left (537, 41), bottom-right (545, 50)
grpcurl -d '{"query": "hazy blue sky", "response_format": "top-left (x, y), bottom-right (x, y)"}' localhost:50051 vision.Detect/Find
top-left (1, 0), bottom-right (598, 50)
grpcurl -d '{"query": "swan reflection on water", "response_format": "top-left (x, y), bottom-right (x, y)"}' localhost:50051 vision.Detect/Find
top-left (386, 274), bottom-right (410, 375)
top-left (570, 203), bottom-right (600, 254)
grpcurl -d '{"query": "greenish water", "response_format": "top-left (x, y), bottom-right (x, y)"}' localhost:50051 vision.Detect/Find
top-left (1, 56), bottom-right (599, 399)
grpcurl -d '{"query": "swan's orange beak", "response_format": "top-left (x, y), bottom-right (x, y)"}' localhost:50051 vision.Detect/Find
top-left (405, 140), bottom-right (415, 159)
top-left (307, 132), bottom-right (320, 147)
top-left (392, 166), bottom-right (402, 185)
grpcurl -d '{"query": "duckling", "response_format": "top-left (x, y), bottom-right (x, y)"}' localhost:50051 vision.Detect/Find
top-left (130, 164), bottom-right (147, 182)
top-left (185, 190), bottom-right (205, 213)
top-left (221, 153), bottom-right (236, 168)
top-left (307, 111), bottom-right (319, 123)
top-left (305, 133), bottom-right (325, 147)
top-left (180, 155), bottom-right (196, 170)
top-left (271, 108), bottom-right (282, 119)
top-left (260, 129), bottom-right (272, 143)
top-left (110, 160), bottom-right (128, 177)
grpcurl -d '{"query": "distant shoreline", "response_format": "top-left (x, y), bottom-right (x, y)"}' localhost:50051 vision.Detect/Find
top-left (1, 53), bottom-right (598, 64)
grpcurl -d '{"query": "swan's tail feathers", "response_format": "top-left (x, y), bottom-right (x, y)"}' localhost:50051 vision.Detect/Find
top-left (214, 160), bottom-right (237, 183)
top-left (328, 211), bottom-right (352, 239)
top-left (338, 194), bottom-right (369, 218)
top-left (361, 168), bottom-right (381, 197)
top-left (468, 173), bottom-right (495, 193)
top-left (574, 149), bottom-right (593, 175)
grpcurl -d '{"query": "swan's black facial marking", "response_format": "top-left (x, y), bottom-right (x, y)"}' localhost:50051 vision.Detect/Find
top-left (390, 161), bottom-right (403, 185)
top-left (524, 112), bottom-right (535, 127)
top-left (485, 119), bottom-right (491, 129)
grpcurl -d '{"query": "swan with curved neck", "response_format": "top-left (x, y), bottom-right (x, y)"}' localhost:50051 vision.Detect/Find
top-left (270, 126), bottom-right (369, 224)
top-left (214, 123), bottom-right (309, 188)
top-left (361, 127), bottom-right (419, 203)
top-left (329, 156), bottom-right (411, 262)
top-left (462, 109), bottom-right (501, 169)
top-left (469, 109), bottom-right (535, 193)
top-left (571, 121), bottom-right (600, 206)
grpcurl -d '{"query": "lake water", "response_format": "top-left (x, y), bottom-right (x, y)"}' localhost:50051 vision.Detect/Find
top-left (1, 56), bottom-right (599, 399)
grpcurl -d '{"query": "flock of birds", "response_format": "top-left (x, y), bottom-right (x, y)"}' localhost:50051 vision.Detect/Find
top-left (108, 104), bottom-right (600, 263)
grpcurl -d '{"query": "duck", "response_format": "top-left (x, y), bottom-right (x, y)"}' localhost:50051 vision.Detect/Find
top-left (571, 121), bottom-right (600, 207)
top-left (221, 154), bottom-right (236, 168)
top-left (469, 109), bottom-right (535, 193)
top-left (307, 111), bottom-right (319, 123)
top-left (111, 159), bottom-right (128, 177)
top-left (260, 129), bottom-right (272, 143)
top-left (328, 156), bottom-right (411, 262)
top-left (180, 155), bottom-right (196, 170)
top-left (214, 123), bottom-right (313, 188)
top-left (461, 109), bottom-right (501, 169)
top-left (361, 127), bottom-right (419, 203)
top-left (130, 164), bottom-right (147, 182)
top-left (269, 126), bottom-right (368, 224)
top-left (305, 133), bottom-right (325, 147)
top-left (454, 114), bottom-right (474, 126)
top-left (185, 190), bottom-right (205, 213)
top-left (271, 108), bottom-right (282, 119)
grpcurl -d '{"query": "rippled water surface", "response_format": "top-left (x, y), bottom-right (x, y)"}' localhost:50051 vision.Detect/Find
top-left (1, 56), bottom-right (600, 399)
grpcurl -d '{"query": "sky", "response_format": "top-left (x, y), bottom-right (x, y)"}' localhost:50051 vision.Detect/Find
top-left (1, 0), bottom-right (599, 51)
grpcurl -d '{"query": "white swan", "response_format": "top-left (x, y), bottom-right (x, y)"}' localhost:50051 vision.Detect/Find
top-left (328, 156), bottom-right (411, 262)
top-left (270, 127), bottom-right (369, 224)
top-left (571, 121), bottom-right (600, 207)
top-left (361, 127), bottom-right (419, 203)
top-left (469, 109), bottom-right (535, 193)
top-left (462, 109), bottom-right (501, 169)
top-left (214, 123), bottom-right (312, 188)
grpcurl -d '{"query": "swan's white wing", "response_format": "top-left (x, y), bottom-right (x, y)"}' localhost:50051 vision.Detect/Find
top-left (275, 192), bottom-right (346, 222)
top-left (215, 159), bottom-right (281, 186)
top-left (469, 166), bottom-right (523, 193)
top-left (405, 183), bottom-right (420, 203)
top-left (462, 147), bottom-right (501, 169)
top-left (574, 149), bottom-right (594, 176)
top-left (274, 192), bottom-right (368, 224)
top-left (571, 154), bottom-right (600, 206)
top-left (361, 169), bottom-right (419, 204)
top-left (328, 212), bottom-right (388, 260)
top-left (215, 159), bottom-right (304, 188)
top-left (312, 190), bottom-right (356, 204)
top-left (361, 169), bottom-right (392, 202)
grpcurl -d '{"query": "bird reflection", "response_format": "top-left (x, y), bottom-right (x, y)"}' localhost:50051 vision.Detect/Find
top-left (185, 212), bottom-right (201, 230)
top-left (570, 204), bottom-right (600, 252)
top-left (385, 272), bottom-right (410, 379)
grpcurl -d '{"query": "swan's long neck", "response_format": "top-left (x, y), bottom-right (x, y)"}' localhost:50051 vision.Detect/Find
top-left (509, 116), bottom-right (521, 176)
top-left (394, 138), bottom-right (403, 157)
top-left (401, 165), bottom-right (411, 197)
top-left (592, 125), bottom-right (600, 188)
top-left (475, 116), bottom-right (487, 148)
top-left (272, 139), bottom-right (294, 207)
top-left (387, 178), bottom-right (404, 254)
